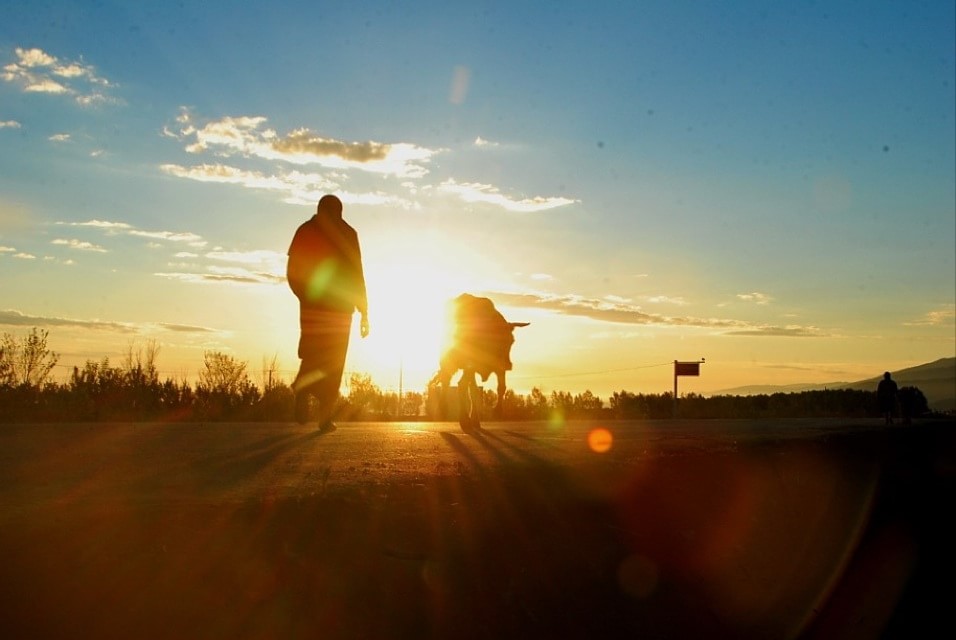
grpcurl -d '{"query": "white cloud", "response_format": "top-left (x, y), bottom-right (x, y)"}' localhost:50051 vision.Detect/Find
top-left (206, 249), bottom-right (286, 278)
top-left (25, 78), bottom-right (70, 94)
top-left (13, 252), bottom-right (36, 259)
top-left (645, 295), bottom-right (688, 305)
top-left (474, 136), bottom-right (499, 148)
top-left (57, 219), bottom-right (205, 246)
top-left (439, 179), bottom-right (577, 212)
top-left (48, 133), bottom-right (71, 142)
top-left (127, 229), bottom-right (207, 247)
top-left (58, 219), bottom-right (133, 230)
top-left (737, 292), bottom-right (773, 305)
top-left (2, 47), bottom-right (119, 107)
top-left (160, 162), bottom-right (337, 202)
top-left (155, 269), bottom-right (283, 286)
top-left (51, 238), bottom-right (107, 252)
top-left (165, 109), bottom-right (438, 178)
top-left (15, 48), bottom-right (56, 67)
top-left (159, 162), bottom-right (415, 209)
top-left (904, 305), bottom-right (956, 327)
top-left (0, 245), bottom-right (16, 252)
top-left (0, 120), bottom-right (21, 129)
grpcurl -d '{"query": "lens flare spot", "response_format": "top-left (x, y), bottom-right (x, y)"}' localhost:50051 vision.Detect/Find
top-left (548, 410), bottom-right (566, 431)
top-left (588, 427), bottom-right (613, 453)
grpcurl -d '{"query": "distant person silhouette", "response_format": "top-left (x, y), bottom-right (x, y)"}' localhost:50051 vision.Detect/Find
top-left (876, 371), bottom-right (898, 425)
top-left (287, 195), bottom-right (369, 430)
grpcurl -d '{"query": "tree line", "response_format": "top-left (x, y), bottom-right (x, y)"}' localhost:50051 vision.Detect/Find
top-left (1, 327), bottom-right (930, 423)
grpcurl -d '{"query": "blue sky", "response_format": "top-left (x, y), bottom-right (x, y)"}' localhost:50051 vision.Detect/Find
top-left (1, 1), bottom-right (953, 396)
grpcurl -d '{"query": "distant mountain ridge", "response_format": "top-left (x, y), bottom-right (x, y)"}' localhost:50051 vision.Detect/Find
top-left (714, 357), bottom-right (956, 412)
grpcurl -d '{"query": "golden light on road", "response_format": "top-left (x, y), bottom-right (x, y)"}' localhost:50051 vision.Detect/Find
top-left (588, 427), bottom-right (613, 453)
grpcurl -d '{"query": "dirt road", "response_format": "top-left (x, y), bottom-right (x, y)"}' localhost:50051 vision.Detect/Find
top-left (1, 419), bottom-right (953, 639)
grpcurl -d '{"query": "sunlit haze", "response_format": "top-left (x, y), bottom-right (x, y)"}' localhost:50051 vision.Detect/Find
top-left (1, 1), bottom-right (953, 398)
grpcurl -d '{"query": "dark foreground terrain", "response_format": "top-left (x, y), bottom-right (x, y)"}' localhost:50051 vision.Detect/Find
top-left (0, 418), bottom-right (953, 639)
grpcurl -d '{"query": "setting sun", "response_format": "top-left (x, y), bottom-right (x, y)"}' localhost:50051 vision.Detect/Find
top-left (348, 233), bottom-right (481, 391)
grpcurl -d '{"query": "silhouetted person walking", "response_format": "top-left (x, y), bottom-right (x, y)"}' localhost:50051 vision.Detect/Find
top-left (876, 371), bottom-right (898, 425)
top-left (287, 195), bottom-right (369, 430)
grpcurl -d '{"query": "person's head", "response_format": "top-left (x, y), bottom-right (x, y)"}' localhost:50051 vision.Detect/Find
top-left (317, 195), bottom-right (343, 220)
top-left (884, 371), bottom-right (892, 380)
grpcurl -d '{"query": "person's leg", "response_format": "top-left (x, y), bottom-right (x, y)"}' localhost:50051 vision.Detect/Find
top-left (293, 356), bottom-right (322, 424)
top-left (296, 307), bottom-right (342, 425)
top-left (313, 314), bottom-right (352, 428)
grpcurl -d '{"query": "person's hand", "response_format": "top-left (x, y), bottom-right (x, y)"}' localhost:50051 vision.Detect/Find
top-left (360, 314), bottom-right (370, 338)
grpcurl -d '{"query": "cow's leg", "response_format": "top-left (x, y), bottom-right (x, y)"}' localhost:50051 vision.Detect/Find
top-left (494, 370), bottom-right (506, 418)
top-left (458, 368), bottom-right (480, 432)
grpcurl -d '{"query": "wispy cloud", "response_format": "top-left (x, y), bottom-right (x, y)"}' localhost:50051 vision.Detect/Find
top-left (54, 217), bottom-right (285, 286)
top-left (644, 295), bottom-right (688, 305)
top-left (737, 292), bottom-right (773, 305)
top-left (14, 252), bottom-right (36, 260)
top-left (0, 245), bottom-right (16, 253)
top-left (723, 326), bottom-right (826, 337)
top-left (487, 290), bottom-right (826, 336)
top-left (161, 110), bottom-right (573, 213)
top-left (164, 109), bottom-right (438, 178)
top-left (0, 309), bottom-right (218, 334)
top-left (474, 136), bottom-right (499, 148)
top-left (154, 270), bottom-right (284, 286)
top-left (128, 229), bottom-right (206, 247)
top-left (160, 162), bottom-right (336, 203)
top-left (58, 219), bottom-right (133, 231)
top-left (57, 219), bottom-right (207, 247)
top-left (0, 120), bottom-right (21, 129)
top-left (153, 248), bottom-right (287, 286)
top-left (48, 133), bottom-right (71, 142)
top-left (904, 304), bottom-right (956, 327)
top-left (439, 179), bottom-right (577, 213)
top-left (51, 238), bottom-right (107, 252)
top-left (156, 322), bottom-right (217, 333)
top-left (159, 162), bottom-right (416, 208)
top-left (762, 363), bottom-right (852, 376)
top-left (0, 309), bottom-right (134, 332)
top-left (1, 46), bottom-right (120, 107)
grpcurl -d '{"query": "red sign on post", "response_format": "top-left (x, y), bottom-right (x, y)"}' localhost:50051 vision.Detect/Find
top-left (675, 362), bottom-right (700, 377)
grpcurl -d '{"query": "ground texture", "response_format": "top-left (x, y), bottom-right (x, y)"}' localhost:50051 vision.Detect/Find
top-left (1, 418), bottom-right (953, 639)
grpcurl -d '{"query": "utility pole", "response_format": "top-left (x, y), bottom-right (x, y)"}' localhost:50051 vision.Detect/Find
top-left (398, 356), bottom-right (403, 418)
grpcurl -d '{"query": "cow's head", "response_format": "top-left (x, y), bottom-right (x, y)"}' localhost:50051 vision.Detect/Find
top-left (495, 321), bottom-right (529, 371)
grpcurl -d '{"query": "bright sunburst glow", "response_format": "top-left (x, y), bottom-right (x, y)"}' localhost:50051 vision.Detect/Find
top-left (352, 236), bottom-right (476, 391)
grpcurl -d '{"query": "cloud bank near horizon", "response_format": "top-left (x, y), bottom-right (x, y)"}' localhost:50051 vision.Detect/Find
top-left (487, 291), bottom-right (827, 337)
top-left (0, 309), bottom-right (216, 335)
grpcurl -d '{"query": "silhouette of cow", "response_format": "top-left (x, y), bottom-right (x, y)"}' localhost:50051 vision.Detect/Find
top-left (431, 294), bottom-right (529, 431)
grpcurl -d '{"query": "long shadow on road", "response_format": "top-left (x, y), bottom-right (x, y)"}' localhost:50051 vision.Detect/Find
top-left (0, 421), bottom-right (952, 639)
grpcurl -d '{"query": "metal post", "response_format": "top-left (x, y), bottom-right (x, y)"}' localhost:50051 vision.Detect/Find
top-left (673, 360), bottom-right (678, 418)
